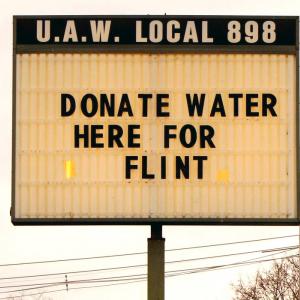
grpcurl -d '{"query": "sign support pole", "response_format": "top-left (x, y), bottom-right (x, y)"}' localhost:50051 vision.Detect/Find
top-left (148, 224), bottom-right (165, 300)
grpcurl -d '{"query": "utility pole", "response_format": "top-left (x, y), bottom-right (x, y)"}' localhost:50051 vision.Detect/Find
top-left (148, 224), bottom-right (165, 300)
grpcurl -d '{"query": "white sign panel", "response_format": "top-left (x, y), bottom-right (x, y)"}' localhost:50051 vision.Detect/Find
top-left (12, 16), bottom-right (299, 224)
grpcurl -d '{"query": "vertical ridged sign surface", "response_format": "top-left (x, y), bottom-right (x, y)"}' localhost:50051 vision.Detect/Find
top-left (12, 16), bottom-right (299, 224)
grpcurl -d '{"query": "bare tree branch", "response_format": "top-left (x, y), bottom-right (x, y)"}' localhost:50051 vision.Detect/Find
top-left (232, 257), bottom-right (300, 300)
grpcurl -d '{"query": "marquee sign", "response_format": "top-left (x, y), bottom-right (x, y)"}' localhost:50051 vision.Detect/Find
top-left (12, 16), bottom-right (299, 225)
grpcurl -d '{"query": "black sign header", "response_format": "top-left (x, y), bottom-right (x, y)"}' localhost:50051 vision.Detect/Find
top-left (15, 16), bottom-right (298, 49)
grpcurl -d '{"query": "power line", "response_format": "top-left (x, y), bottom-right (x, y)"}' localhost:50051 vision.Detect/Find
top-left (164, 234), bottom-right (299, 252)
top-left (0, 279), bottom-right (146, 300)
top-left (165, 245), bottom-right (299, 265)
top-left (1, 246), bottom-right (294, 288)
top-left (166, 252), bottom-right (299, 275)
top-left (0, 250), bottom-right (298, 292)
top-left (0, 234), bottom-right (297, 268)
top-left (0, 252), bottom-right (298, 298)
top-left (0, 278), bottom-right (147, 300)
top-left (0, 244), bottom-right (297, 283)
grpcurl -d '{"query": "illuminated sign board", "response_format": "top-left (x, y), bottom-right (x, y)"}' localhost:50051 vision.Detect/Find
top-left (12, 16), bottom-right (299, 225)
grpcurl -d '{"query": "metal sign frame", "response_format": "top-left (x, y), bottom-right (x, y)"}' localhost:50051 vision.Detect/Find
top-left (12, 15), bottom-right (300, 225)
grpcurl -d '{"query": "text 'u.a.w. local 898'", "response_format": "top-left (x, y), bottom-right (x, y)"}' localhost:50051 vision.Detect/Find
top-left (16, 17), bottom-right (296, 45)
